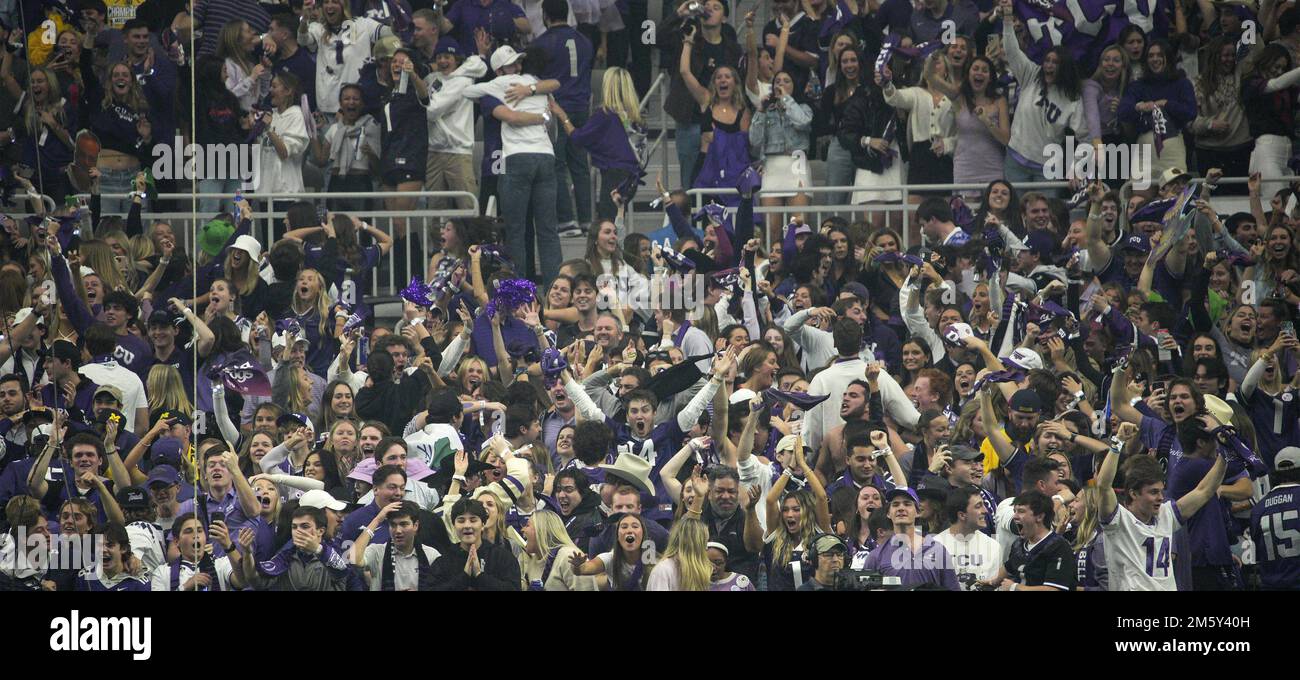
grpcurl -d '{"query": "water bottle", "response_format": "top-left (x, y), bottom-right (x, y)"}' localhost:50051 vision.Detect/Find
top-left (808, 72), bottom-right (822, 99)
top-left (396, 70), bottom-right (409, 95)
top-left (358, 334), bottom-right (369, 365)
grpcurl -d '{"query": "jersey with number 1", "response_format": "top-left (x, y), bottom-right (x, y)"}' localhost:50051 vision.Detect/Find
top-left (1102, 502), bottom-right (1182, 591)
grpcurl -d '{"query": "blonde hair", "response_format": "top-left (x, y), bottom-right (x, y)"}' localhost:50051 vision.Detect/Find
top-left (291, 268), bottom-right (331, 334)
top-left (527, 509), bottom-right (575, 557)
top-left (224, 245), bottom-right (261, 296)
top-left (600, 67), bottom-right (643, 127)
top-left (22, 67), bottom-right (65, 137)
top-left (99, 228), bottom-right (137, 290)
top-left (1072, 485), bottom-right (1104, 553)
top-left (658, 518), bottom-right (711, 591)
top-left (100, 61), bottom-right (150, 113)
top-left (147, 364), bottom-right (194, 414)
top-left (1091, 45), bottom-right (1130, 93)
top-left (130, 234), bottom-right (156, 262)
top-left (78, 240), bottom-right (128, 293)
top-left (216, 20), bottom-right (255, 74)
top-left (1251, 348), bottom-right (1284, 394)
top-left (772, 489), bottom-right (819, 568)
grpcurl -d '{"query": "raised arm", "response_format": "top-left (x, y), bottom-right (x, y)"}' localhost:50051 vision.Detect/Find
top-left (679, 26), bottom-right (711, 109)
top-left (1097, 422), bottom-right (1137, 518)
top-left (1174, 449), bottom-right (1227, 520)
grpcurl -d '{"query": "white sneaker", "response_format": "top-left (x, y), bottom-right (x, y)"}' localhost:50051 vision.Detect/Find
top-left (559, 225), bottom-right (585, 238)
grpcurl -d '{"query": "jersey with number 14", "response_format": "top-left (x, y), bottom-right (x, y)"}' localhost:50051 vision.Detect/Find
top-left (1102, 502), bottom-right (1183, 591)
top-left (1250, 484), bottom-right (1300, 590)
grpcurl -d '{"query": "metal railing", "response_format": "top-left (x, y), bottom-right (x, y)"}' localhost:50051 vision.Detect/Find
top-left (18, 190), bottom-right (479, 301)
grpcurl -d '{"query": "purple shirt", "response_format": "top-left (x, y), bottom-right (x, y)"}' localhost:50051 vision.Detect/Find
top-left (446, 0), bottom-right (525, 56)
top-left (1250, 484), bottom-right (1300, 589)
top-left (861, 533), bottom-right (961, 590)
top-left (532, 26), bottom-right (593, 114)
top-left (1167, 455), bottom-right (1244, 568)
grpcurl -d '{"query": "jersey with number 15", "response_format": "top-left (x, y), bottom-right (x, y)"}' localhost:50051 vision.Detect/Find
top-left (1250, 483), bottom-right (1300, 590)
top-left (1102, 501), bottom-right (1182, 591)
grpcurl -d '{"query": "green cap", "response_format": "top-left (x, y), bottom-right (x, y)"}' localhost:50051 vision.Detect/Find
top-left (199, 219), bottom-right (235, 257)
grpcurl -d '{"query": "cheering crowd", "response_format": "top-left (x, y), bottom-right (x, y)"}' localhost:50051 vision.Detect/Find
top-left (0, 0), bottom-right (1299, 591)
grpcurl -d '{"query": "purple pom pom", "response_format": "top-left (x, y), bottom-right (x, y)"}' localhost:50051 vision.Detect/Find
top-left (400, 276), bottom-right (436, 308)
top-left (484, 278), bottom-right (537, 318)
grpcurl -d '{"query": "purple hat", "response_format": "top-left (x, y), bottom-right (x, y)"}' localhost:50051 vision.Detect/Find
top-left (151, 437), bottom-right (185, 469)
top-left (434, 37), bottom-right (461, 56)
top-left (145, 464), bottom-right (181, 488)
top-left (841, 282), bottom-right (870, 301)
top-left (885, 486), bottom-right (920, 506)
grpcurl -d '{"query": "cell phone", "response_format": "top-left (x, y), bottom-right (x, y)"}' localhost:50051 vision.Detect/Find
top-left (1284, 321), bottom-right (1296, 337)
top-left (210, 512), bottom-right (225, 525)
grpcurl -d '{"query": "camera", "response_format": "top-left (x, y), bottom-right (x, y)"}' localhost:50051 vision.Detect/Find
top-left (832, 569), bottom-right (901, 591)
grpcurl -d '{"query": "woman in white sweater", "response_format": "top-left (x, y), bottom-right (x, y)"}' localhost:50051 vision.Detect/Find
top-left (216, 19), bottom-right (273, 111)
top-left (880, 52), bottom-right (956, 202)
top-left (996, 0), bottom-right (1086, 193)
top-left (256, 72), bottom-right (310, 194)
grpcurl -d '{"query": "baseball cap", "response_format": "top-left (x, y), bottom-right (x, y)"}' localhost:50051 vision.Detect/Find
top-left (885, 486), bottom-right (920, 505)
top-left (232, 234), bottom-right (262, 261)
top-left (151, 409), bottom-right (192, 427)
top-left (793, 223), bottom-right (813, 236)
top-left (93, 384), bottom-right (124, 404)
top-left (1119, 233), bottom-right (1150, 254)
top-left (1159, 167), bottom-right (1192, 189)
top-left (49, 339), bottom-right (81, 364)
top-left (775, 434), bottom-right (800, 453)
top-left (1004, 347), bottom-right (1043, 371)
top-left (1277, 447), bottom-right (1300, 471)
top-left (151, 437), bottom-right (185, 468)
top-left (13, 307), bottom-right (43, 327)
top-left (299, 489), bottom-right (347, 511)
top-left (489, 45), bottom-right (523, 72)
top-left (1008, 389), bottom-right (1043, 414)
top-left (728, 387), bottom-right (758, 405)
top-left (810, 533), bottom-right (847, 556)
top-left (948, 445), bottom-right (983, 462)
top-left (276, 412), bottom-right (312, 429)
top-left (22, 407), bottom-right (54, 427)
top-left (145, 464), bottom-right (180, 488)
top-left (116, 486), bottom-right (150, 511)
top-left (148, 308), bottom-right (178, 326)
top-left (434, 37), bottom-right (461, 56)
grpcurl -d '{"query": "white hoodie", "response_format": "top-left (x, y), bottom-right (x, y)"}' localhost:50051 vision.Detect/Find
top-left (425, 55), bottom-right (490, 156)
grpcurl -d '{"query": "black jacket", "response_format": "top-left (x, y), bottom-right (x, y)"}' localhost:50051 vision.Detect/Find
top-left (836, 84), bottom-right (896, 173)
top-left (356, 369), bottom-right (433, 435)
top-left (431, 540), bottom-right (521, 591)
top-left (561, 490), bottom-right (605, 553)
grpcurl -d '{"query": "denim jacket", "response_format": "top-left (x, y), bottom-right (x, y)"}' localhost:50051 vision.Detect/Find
top-left (748, 95), bottom-right (813, 157)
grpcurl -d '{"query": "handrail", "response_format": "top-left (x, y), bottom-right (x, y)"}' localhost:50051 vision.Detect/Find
top-left (638, 72), bottom-right (668, 114)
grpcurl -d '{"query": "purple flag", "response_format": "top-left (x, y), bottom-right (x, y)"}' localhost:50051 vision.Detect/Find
top-left (211, 351), bottom-right (272, 397)
top-left (1013, 0), bottom-right (1171, 73)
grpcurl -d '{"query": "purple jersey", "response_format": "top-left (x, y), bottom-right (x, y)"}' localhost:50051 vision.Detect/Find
top-left (1167, 455), bottom-right (1245, 567)
top-left (1250, 483), bottom-right (1300, 590)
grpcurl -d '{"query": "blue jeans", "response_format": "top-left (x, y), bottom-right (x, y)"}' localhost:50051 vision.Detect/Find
top-left (98, 165), bottom-right (142, 216)
top-left (676, 122), bottom-right (702, 189)
top-left (197, 177), bottom-right (242, 216)
top-left (501, 153), bottom-right (560, 285)
top-left (554, 108), bottom-right (592, 228)
top-left (824, 138), bottom-right (856, 207)
top-left (1003, 153), bottom-right (1056, 196)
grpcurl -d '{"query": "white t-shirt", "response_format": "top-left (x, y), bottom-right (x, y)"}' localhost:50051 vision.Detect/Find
top-left (79, 361), bottom-right (148, 431)
top-left (934, 529), bottom-right (1002, 589)
top-left (1102, 502), bottom-right (1181, 592)
top-left (150, 556), bottom-right (234, 591)
top-left (462, 74), bottom-right (554, 157)
top-left (360, 543), bottom-right (442, 591)
top-left (646, 556), bottom-right (681, 591)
